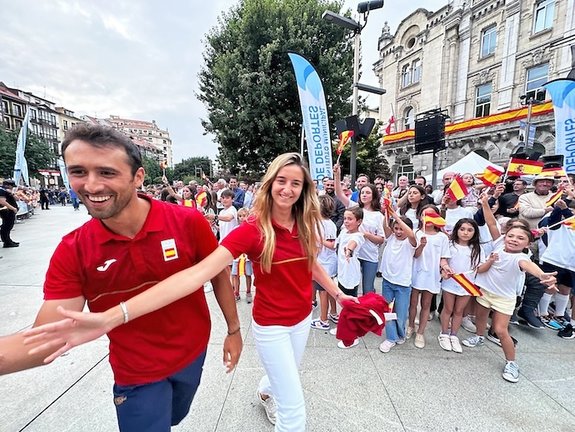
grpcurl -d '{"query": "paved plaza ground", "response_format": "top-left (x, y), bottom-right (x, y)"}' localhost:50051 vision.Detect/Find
top-left (1, 206), bottom-right (574, 432)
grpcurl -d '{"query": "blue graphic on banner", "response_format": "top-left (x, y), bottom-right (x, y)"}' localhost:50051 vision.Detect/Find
top-left (288, 52), bottom-right (333, 181)
top-left (543, 79), bottom-right (575, 174)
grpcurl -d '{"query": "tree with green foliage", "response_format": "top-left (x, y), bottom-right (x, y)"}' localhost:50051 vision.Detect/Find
top-left (0, 127), bottom-right (54, 181)
top-left (173, 157), bottom-right (212, 183)
top-left (337, 124), bottom-right (391, 181)
top-left (199, 0), bottom-right (354, 178)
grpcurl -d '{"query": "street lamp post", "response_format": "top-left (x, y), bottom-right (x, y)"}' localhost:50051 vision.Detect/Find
top-left (322, 1), bottom-right (384, 186)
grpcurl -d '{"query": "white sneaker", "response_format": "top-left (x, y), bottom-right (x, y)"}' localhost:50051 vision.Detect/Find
top-left (438, 334), bottom-right (452, 351)
top-left (337, 338), bottom-right (359, 349)
top-left (406, 326), bottom-right (414, 339)
top-left (450, 335), bottom-right (463, 353)
top-left (502, 361), bottom-right (520, 383)
top-left (379, 340), bottom-right (396, 353)
top-left (256, 391), bottom-right (277, 425)
top-left (461, 315), bottom-right (476, 333)
top-left (329, 327), bottom-right (337, 336)
top-left (414, 333), bottom-right (425, 349)
top-left (395, 338), bottom-right (406, 345)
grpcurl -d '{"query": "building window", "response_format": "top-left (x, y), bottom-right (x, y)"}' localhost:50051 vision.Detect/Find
top-left (401, 64), bottom-right (411, 88)
top-left (404, 107), bottom-right (415, 130)
top-left (397, 159), bottom-right (415, 181)
top-left (30, 108), bottom-right (37, 120)
top-left (533, 0), bottom-right (555, 33)
top-left (1, 100), bottom-right (8, 114)
top-left (475, 83), bottom-right (492, 117)
top-left (525, 63), bottom-right (548, 101)
top-left (14, 104), bottom-right (22, 117)
top-left (3, 116), bottom-right (11, 129)
top-left (480, 26), bottom-right (497, 58)
top-left (412, 59), bottom-right (422, 83)
top-left (63, 120), bottom-right (68, 130)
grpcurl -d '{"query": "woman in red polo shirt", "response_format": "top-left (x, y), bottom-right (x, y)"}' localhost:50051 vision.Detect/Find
top-left (27, 152), bottom-right (356, 432)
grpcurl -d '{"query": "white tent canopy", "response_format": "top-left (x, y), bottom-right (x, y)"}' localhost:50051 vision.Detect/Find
top-left (425, 151), bottom-right (504, 182)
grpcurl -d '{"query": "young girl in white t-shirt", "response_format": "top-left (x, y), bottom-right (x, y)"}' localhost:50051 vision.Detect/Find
top-left (336, 207), bottom-right (365, 298)
top-left (439, 218), bottom-right (484, 353)
top-left (310, 195), bottom-right (339, 330)
top-left (378, 208), bottom-right (417, 353)
top-left (408, 205), bottom-right (450, 349)
top-left (462, 194), bottom-right (557, 383)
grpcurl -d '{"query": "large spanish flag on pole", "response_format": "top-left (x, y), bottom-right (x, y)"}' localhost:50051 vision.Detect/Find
top-left (288, 53), bottom-right (333, 181)
top-left (543, 79), bottom-right (575, 175)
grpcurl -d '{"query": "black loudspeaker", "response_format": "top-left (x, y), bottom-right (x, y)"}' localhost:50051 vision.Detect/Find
top-left (414, 114), bottom-right (445, 153)
top-left (541, 155), bottom-right (564, 167)
top-left (335, 115), bottom-right (359, 137)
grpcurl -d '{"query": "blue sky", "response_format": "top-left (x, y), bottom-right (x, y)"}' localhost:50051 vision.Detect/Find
top-left (0, 0), bottom-right (447, 162)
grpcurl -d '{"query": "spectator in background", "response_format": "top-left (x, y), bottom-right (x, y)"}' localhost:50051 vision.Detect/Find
top-left (432, 171), bottom-right (456, 205)
top-left (497, 179), bottom-right (526, 218)
top-left (392, 175), bottom-right (409, 200)
top-left (322, 177), bottom-right (345, 233)
top-left (350, 173), bottom-right (370, 202)
top-left (229, 177), bottom-right (245, 209)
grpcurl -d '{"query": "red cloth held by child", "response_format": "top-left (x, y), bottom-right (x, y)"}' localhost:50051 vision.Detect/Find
top-left (336, 292), bottom-right (389, 347)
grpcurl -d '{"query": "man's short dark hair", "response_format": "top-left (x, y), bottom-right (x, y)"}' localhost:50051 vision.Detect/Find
top-left (62, 124), bottom-right (143, 176)
top-left (414, 175), bottom-right (427, 186)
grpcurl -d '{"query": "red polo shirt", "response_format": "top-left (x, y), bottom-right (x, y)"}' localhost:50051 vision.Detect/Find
top-left (221, 216), bottom-right (312, 326)
top-left (44, 196), bottom-right (217, 385)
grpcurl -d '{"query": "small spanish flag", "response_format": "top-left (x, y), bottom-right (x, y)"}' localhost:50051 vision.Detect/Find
top-left (159, 160), bottom-right (167, 170)
top-left (337, 130), bottom-right (354, 155)
top-left (545, 190), bottom-right (563, 207)
top-left (541, 166), bottom-right (567, 177)
top-left (196, 191), bottom-right (208, 208)
top-left (446, 176), bottom-right (469, 201)
top-left (477, 166), bottom-right (504, 187)
top-left (507, 158), bottom-right (543, 176)
top-left (164, 248), bottom-right (176, 258)
top-left (382, 196), bottom-right (392, 210)
top-left (452, 273), bottom-right (482, 296)
top-left (238, 254), bottom-right (247, 276)
top-left (424, 211), bottom-right (446, 228)
top-left (563, 218), bottom-right (575, 230)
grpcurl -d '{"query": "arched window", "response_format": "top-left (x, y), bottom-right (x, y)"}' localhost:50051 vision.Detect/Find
top-left (404, 107), bottom-right (415, 130)
top-left (401, 64), bottom-right (411, 88)
top-left (412, 59), bottom-right (422, 83)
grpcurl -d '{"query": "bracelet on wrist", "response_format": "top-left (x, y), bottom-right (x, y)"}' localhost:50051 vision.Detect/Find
top-left (119, 301), bottom-right (129, 324)
top-left (227, 327), bottom-right (241, 336)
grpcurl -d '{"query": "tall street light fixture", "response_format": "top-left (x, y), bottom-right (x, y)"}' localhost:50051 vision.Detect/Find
top-left (322, 0), bottom-right (384, 185)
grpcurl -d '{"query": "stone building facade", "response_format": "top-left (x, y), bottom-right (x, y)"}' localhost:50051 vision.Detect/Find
top-left (373, 0), bottom-right (575, 182)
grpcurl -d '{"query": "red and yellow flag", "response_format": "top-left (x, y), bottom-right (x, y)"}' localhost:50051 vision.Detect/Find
top-left (476, 166), bottom-right (504, 187)
top-left (196, 191), bottom-right (208, 208)
top-left (424, 211), bottom-right (446, 228)
top-left (545, 190), bottom-right (563, 207)
top-left (446, 176), bottom-right (469, 201)
top-left (563, 218), bottom-right (575, 230)
top-left (159, 160), bottom-right (167, 170)
top-left (541, 166), bottom-right (567, 177)
top-left (507, 158), bottom-right (543, 176)
top-left (452, 273), bottom-right (482, 296)
top-left (337, 130), bottom-right (354, 155)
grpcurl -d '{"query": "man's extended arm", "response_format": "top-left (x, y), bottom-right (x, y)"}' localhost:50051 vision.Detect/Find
top-left (0, 296), bottom-right (85, 375)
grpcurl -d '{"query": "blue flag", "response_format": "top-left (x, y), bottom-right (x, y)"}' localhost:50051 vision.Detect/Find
top-left (13, 109), bottom-right (31, 185)
top-left (543, 79), bottom-right (575, 174)
top-left (288, 53), bottom-right (333, 181)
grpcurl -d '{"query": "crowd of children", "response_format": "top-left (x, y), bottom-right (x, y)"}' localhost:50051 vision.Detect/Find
top-left (309, 168), bottom-right (572, 384)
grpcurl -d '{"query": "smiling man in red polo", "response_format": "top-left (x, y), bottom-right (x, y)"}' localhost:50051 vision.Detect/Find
top-left (0, 124), bottom-right (242, 432)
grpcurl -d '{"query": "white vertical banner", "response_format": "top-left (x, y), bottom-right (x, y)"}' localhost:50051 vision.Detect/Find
top-left (288, 52), bottom-right (333, 181)
top-left (544, 79), bottom-right (575, 174)
top-left (13, 109), bottom-right (31, 185)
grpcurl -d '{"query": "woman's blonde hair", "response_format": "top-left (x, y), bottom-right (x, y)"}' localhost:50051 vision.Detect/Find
top-left (252, 153), bottom-right (321, 273)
